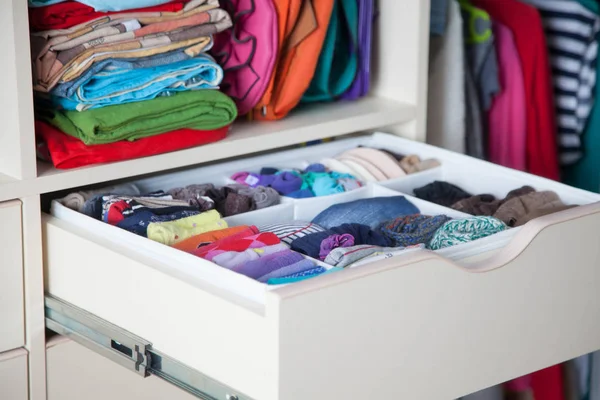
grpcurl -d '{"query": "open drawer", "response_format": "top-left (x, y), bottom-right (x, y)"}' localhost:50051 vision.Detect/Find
top-left (43, 133), bottom-right (600, 400)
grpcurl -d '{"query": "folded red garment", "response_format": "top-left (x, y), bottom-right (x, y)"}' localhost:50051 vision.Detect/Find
top-left (29, 0), bottom-right (189, 31)
top-left (36, 120), bottom-right (229, 169)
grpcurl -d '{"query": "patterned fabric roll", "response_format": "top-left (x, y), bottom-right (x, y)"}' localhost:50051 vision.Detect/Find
top-left (429, 216), bottom-right (507, 250)
top-left (380, 214), bottom-right (452, 247)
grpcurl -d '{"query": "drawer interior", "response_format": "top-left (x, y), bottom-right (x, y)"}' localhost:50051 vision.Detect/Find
top-left (46, 133), bottom-right (600, 305)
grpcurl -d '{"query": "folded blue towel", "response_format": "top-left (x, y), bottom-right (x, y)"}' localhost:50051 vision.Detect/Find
top-left (51, 54), bottom-right (223, 111)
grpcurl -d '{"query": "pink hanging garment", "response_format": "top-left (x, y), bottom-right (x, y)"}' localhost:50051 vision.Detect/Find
top-left (488, 21), bottom-right (527, 171)
top-left (211, 0), bottom-right (278, 116)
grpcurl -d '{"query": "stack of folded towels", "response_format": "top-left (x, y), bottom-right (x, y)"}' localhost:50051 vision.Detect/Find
top-left (30, 0), bottom-right (238, 169)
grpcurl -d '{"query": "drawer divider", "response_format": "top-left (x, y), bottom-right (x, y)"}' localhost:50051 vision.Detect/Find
top-left (44, 295), bottom-right (253, 400)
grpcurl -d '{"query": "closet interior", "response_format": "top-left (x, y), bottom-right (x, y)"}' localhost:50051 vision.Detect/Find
top-left (0, 0), bottom-right (599, 399)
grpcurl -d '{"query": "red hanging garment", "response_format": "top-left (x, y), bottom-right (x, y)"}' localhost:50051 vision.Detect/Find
top-left (531, 365), bottom-right (565, 400)
top-left (473, 0), bottom-right (560, 180)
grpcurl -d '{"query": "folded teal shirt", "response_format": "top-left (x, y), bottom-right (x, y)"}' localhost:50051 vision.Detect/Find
top-left (29, 0), bottom-right (174, 11)
top-left (51, 55), bottom-right (224, 111)
top-left (302, 0), bottom-right (359, 102)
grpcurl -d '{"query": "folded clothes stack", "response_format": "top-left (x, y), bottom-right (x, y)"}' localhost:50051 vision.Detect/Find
top-left (30, 0), bottom-right (237, 168)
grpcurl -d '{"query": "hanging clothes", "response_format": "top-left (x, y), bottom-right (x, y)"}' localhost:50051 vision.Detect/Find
top-left (522, 0), bottom-right (600, 166)
top-left (563, 0), bottom-right (600, 192)
top-left (427, 0), bottom-right (466, 154)
top-left (458, 0), bottom-right (500, 159)
top-left (488, 21), bottom-right (527, 171)
top-left (431, 0), bottom-right (450, 35)
top-left (531, 365), bottom-right (566, 400)
top-left (473, 0), bottom-right (560, 181)
top-left (459, 385), bottom-right (503, 400)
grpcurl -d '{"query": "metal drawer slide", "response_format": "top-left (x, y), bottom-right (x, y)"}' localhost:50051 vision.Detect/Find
top-left (45, 295), bottom-right (252, 400)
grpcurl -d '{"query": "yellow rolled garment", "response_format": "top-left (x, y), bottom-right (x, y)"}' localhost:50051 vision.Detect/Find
top-left (147, 209), bottom-right (228, 245)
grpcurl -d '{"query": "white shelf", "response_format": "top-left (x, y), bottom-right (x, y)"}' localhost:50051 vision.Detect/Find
top-left (0, 97), bottom-right (415, 202)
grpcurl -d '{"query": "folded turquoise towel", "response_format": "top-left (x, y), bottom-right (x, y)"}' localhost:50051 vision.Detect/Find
top-left (51, 55), bottom-right (223, 111)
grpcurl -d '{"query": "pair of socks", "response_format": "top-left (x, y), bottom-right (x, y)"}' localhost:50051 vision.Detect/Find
top-left (492, 190), bottom-right (571, 227)
top-left (194, 232), bottom-right (280, 259)
top-left (428, 216), bottom-right (507, 250)
top-left (258, 221), bottom-right (326, 245)
top-left (398, 155), bottom-right (441, 174)
top-left (414, 181), bottom-right (473, 207)
top-left (380, 214), bottom-right (452, 247)
top-left (60, 183), bottom-right (140, 212)
top-left (324, 244), bottom-right (421, 268)
top-left (211, 243), bottom-right (289, 270)
top-left (173, 225), bottom-right (255, 253)
top-left (291, 223), bottom-right (391, 259)
top-left (451, 186), bottom-right (535, 216)
top-left (267, 266), bottom-right (330, 285)
top-left (232, 171), bottom-right (303, 195)
top-left (231, 250), bottom-right (306, 280)
top-left (146, 210), bottom-right (227, 246)
top-left (168, 183), bottom-right (216, 211)
top-left (100, 193), bottom-right (196, 225)
top-left (257, 258), bottom-right (318, 283)
top-left (336, 148), bottom-right (407, 180)
top-left (319, 233), bottom-right (355, 260)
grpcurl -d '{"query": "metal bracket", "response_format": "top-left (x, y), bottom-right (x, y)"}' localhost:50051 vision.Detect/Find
top-left (45, 295), bottom-right (253, 400)
top-left (45, 294), bottom-right (150, 377)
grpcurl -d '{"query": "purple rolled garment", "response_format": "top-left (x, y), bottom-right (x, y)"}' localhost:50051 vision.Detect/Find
top-left (271, 172), bottom-right (303, 195)
top-left (212, 243), bottom-right (289, 269)
top-left (258, 259), bottom-right (318, 283)
top-left (230, 172), bottom-right (276, 188)
top-left (233, 250), bottom-right (304, 279)
top-left (340, 0), bottom-right (373, 100)
top-left (319, 233), bottom-right (355, 260)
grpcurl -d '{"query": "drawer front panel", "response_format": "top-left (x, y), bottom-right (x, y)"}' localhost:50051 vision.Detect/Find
top-left (274, 204), bottom-right (600, 399)
top-left (0, 200), bottom-right (25, 353)
top-left (0, 349), bottom-right (29, 400)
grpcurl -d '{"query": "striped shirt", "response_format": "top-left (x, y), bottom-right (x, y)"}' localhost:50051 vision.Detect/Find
top-left (523, 0), bottom-right (600, 165)
top-left (258, 222), bottom-right (325, 245)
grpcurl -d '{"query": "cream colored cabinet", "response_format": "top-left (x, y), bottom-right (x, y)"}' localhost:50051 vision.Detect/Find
top-left (0, 200), bottom-right (25, 354)
top-left (46, 337), bottom-right (196, 400)
top-left (0, 348), bottom-right (29, 400)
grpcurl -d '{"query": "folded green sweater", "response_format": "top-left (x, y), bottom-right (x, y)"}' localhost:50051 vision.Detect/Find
top-left (42, 90), bottom-right (237, 145)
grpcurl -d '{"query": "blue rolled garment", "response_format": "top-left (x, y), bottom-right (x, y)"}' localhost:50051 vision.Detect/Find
top-left (29, 0), bottom-right (174, 11)
top-left (51, 54), bottom-right (223, 111)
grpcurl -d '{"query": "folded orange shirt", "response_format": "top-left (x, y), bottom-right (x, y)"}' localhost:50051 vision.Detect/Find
top-left (173, 225), bottom-right (252, 253)
top-left (251, 0), bottom-right (334, 121)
